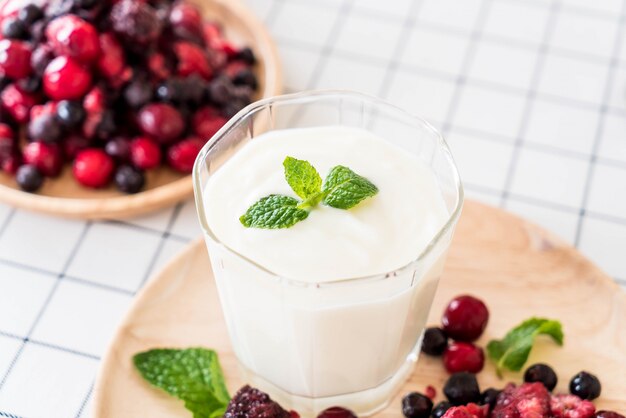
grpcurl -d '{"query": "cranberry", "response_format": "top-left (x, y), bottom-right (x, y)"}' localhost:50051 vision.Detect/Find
top-left (524, 364), bottom-right (558, 391)
top-left (443, 342), bottom-right (484, 374)
top-left (570, 371), bottom-right (601, 400)
top-left (1, 83), bottom-right (38, 123)
top-left (23, 141), bottom-right (63, 177)
top-left (0, 39), bottom-right (32, 79)
top-left (421, 327), bottom-right (448, 356)
top-left (15, 164), bottom-right (43, 192)
top-left (114, 164), bottom-right (144, 193)
top-left (63, 134), bottom-right (91, 159)
top-left (2, 153), bottom-right (20, 174)
top-left (317, 407), bottom-right (357, 418)
top-left (137, 103), bottom-right (184, 143)
top-left (45, 15), bottom-right (100, 63)
top-left (0, 122), bottom-right (14, 139)
top-left (167, 137), bottom-right (202, 173)
top-left (28, 114), bottom-right (63, 143)
top-left (169, 2), bottom-right (204, 44)
top-left (130, 136), bottom-right (161, 169)
top-left (192, 107), bottom-right (227, 140)
top-left (96, 32), bottom-right (125, 79)
top-left (402, 393), bottom-right (433, 418)
top-left (174, 41), bottom-right (212, 80)
top-left (596, 412), bottom-right (625, 418)
top-left (110, 0), bottom-right (162, 45)
top-left (43, 56), bottom-right (92, 101)
top-left (72, 148), bottom-right (114, 188)
top-left (442, 295), bottom-right (489, 342)
top-left (83, 86), bottom-right (105, 114)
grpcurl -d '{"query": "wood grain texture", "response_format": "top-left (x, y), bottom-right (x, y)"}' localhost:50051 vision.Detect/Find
top-left (92, 201), bottom-right (626, 417)
top-left (0, 0), bottom-right (282, 220)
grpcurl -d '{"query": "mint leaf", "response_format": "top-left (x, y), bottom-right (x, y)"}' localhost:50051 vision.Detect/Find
top-left (322, 165), bottom-right (378, 209)
top-left (133, 348), bottom-right (230, 418)
top-left (487, 318), bottom-right (563, 376)
top-left (239, 195), bottom-right (308, 229)
top-left (283, 156), bottom-right (322, 199)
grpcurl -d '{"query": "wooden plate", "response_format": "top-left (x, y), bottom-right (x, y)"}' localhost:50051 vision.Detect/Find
top-left (0, 0), bottom-right (282, 220)
top-left (92, 201), bottom-right (626, 417)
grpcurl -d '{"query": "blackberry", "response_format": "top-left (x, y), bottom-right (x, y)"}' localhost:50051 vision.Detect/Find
top-left (224, 385), bottom-right (291, 418)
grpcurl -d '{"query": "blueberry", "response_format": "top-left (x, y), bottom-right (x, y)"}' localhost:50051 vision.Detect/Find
top-left (56, 101), bottom-right (86, 129)
top-left (28, 114), bottom-right (62, 143)
top-left (232, 68), bottom-right (258, 90)
top-left (431, 401), bottom-right (452, 418)
top-left (235, 47), bottom-right (256, 65)
top-left (18, 4), bottom-right (43, 25)
top-left (16, 77), bottom-right (41, 93)
top-left (207, 76), bottom-right (233, 105)
top-left (570, 371), bottom-right (601, 400)
top-left (402, 392), bottom-right (433, 418)
top-left (115, 165), bottom-right (145, 194)
top-left (444, 372), bottom-right (480, 406)
top-left (156, 79), bottom-right (184, 103)
top-left (124, 78), bottom-right (153, 108)
top-left (480, 388), bottom-right (501, 409)
top-left (16, 165), bottom-right (43, 192)
top-left (524, 364), bottom-right (558, 391)
top-left (421, 327), bottom-right (448, 356)
top-left (1, 18), bottom-right (27, 39)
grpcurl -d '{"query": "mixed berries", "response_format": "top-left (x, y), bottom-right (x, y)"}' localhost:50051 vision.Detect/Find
top-left (0, 0), bottom-right (257, 193)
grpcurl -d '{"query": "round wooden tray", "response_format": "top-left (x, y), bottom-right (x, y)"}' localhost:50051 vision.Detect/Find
top-left (92, 201), bottom-right (626, 417)
top-left (0, 0), bottom-right (282, 220)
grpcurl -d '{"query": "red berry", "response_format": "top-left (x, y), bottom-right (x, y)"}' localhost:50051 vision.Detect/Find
top-left (0, 122), bottom-right (14, 140)
top-left (169, 2), bottom-right (204, 44)
top-left (167, 137), bottom-right (202, 173)
top-left (137, 103), bottom-right (184, 143)
top-left (550, 395), bottom-right (596, 418)
top-left (72, 148), bottom-right (114, 188)
top-left (23, 141), bottom-right (63, 177)
top-left (30, 101), bottom-right (58, 121)
top-left (317, 407), bottom-right (357, 418)
top-left (110, 0), bottom-right (162, 45)
top-left (443, 342), bottom-right (484, 374)
top-left (83, 86), bottom-right (105, 114)
top-left (97, 32), bottom-right (125, 79)
top-left (43, 56), bottom-right (92, 101)
top-left (596, 412), bottom-right (625, 418)
top-left (130, 136), bottom-right (161, 169)
top-left (442, 404), bottom-right (488, 418)
top-left (192, 106), bottom-right (226, 140)
top-left (147, 53), bottom-right (170, 80)
top-left (1, 83), bottom-right (38, 123)
top-left (425, 385), bottom-right (437, 400)
top-left (2, 153), bottom-right (20, 174)
top-left (0, 39), bottom-right (32, 79)
top-left (442, 295), bottom-right (489, 342)
top-left (63, 134), bottom-right (91, 159)
top-left (204, 22), bottom-right (237, 56)
top-left (174, 41), bottom-right (212, 79)
top-left (45, 15), bottom-right (100, 63)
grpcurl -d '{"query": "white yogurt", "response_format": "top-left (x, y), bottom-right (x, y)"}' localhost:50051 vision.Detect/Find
top-left (202, 126), bottom-right (452, 416)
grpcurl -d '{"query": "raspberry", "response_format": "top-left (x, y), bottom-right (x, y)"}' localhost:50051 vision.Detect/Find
top-left (166, 137), bottom-right (202, 173)
top-left (442, 404), bottom-right (488, 418)
top-left (43, 56), bottom-right (92, 101)
top-left (23, 141), bottom-right (63, 177)
top-left (0, 39), bottom-right (32, 79)
top-left (174, 41), bottom-right (212, 79)
top-left (45, 15), bottom-right (100, 63)
top-left (492, 383), bottom-right (551, 418)
top-left (551, 395), bottom-right (595, 418)
top-left (224, 385), bottom-right (291, 418)
top-left (72, 148), bottom-right (114, 188)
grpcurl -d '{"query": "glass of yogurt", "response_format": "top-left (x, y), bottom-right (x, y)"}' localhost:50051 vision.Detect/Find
top-left (193, 91), bottom-right (463, 417)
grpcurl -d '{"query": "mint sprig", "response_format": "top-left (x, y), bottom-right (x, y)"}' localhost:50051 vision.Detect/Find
top-left (240, 156), bottom-right (378, 229)
top-left (487, 317), bottom-right (564, 377)
top-left (133, 347), bottom-right (230, 418)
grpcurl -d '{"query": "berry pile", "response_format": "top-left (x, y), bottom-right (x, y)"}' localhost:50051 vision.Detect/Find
top-left (421, 294), bottom-right (489, 374)
top-left (0, 0), bottom-right (257, 193)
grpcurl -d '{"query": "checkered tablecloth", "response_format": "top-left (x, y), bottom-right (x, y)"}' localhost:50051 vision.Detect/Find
top-left (0, 0), bottom-right (625, 416)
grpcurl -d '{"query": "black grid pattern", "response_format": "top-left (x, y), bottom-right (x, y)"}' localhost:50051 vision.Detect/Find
top-left (0, 0), bottom-right (625, 416)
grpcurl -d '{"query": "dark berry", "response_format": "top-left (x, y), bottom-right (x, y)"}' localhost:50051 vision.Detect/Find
top-left (95, 110), bottom-right (116, 140)
top-left (137, 103), bottom-right (185, 143)
top-left (16, 164), bottom-right (43, 192)
top-left (480, 388), bottom-right (501, 409)
top-left (235, 47), bottom-right (256, 65)
top-left (570, 371), bottom-right (601, 400)
top-left (524, 364), bottom-right (558, 392)
top-left (2, 18), bottom-right (27, 40)
top-left (105, 137), bottom-right (131, 162)
top-left (156, 79), bottom-right (184, 103)
top-left (443, 372), bottom-right (481, 406)
top-left (74, 0), bottom-right (99, 9)
top-left (431, 401), bottom-right (452, 418)
top-left (115, 165), bottom-right (145, 194)
top-left (233, 68), bottom-right (258, 90)
top-left (207, 75), bottom-right (233, 105)
top-left (421, 327), bottom-right (448, 356)
top-left (442, 295), bottom-right (489, 342)
top-left (56, 100), bottom-right (86, 129)
top-left (443, 342), bottom-right (484, 374)
top-left (30, 44), bottom-right (54, 75)
top-left (402, 392), bottom-right (433, 418)
top-left (317, 407), bottom-right (357, 418)
top-left (18, 4), bottom-right (44, 25)
top-left (28, 114), bottom-right (63, 143)
top-left (110, 0), bottom-right (163, 45)
top-left (16, 77), bottom-right (41, 93)
top-left (224, 385), bottom-right (291, 418)
top-left (596, 411), bottom-right (625, 418)
top-left (124, 78), bottom-right (153, 108)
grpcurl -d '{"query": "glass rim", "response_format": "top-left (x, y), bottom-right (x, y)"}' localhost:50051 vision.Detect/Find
top-left (192, 89), bottom-right (464, 288)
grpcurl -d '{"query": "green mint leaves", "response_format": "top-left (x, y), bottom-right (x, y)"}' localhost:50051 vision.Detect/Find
top-left (133, 348), bottom-right (230, 418)
top-left (487, 317), bottom-right (564, 377)
top-left (240, 156), bottom-right (378, 229)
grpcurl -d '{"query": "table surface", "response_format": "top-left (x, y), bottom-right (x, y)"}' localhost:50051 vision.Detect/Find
top-left (1, 0), bottom-right (625, 417)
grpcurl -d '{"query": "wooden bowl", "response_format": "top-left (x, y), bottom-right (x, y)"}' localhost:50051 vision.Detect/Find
top-left (0, 0), bottom-right (282, 219)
